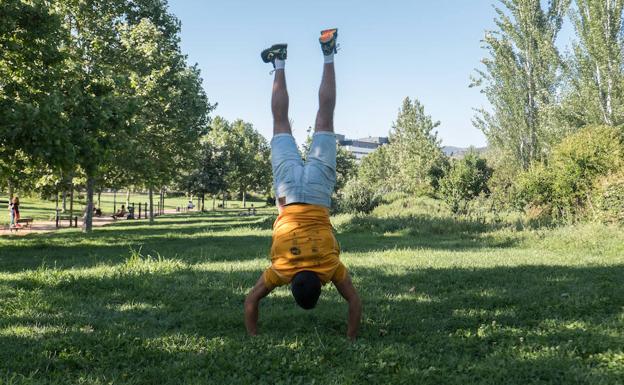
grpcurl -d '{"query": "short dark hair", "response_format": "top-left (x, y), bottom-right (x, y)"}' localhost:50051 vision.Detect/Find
top-left (290, 271), bottom-right (322, 310)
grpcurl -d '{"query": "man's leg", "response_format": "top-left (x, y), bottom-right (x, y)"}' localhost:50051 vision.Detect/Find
top-left (314, 62), bottom-right (335, 133)
top-left (315, 28), bottom-right (338, 133)
top-left (272, 68), bottom-right (292, 135)
top-left (261, 43), bottom-right (291, 136)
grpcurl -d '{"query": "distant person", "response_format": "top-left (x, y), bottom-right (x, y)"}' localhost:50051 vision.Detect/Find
top-left (251, 204), bottom-right (257, 216)
top-left (112, 205), bottom-right (126, 220)
top-left (187, 200), bottom-right (195, 210)
top-left (8, 197), bottom-right (20, 228)
top-left (245, 29), bottom-right (361, 341)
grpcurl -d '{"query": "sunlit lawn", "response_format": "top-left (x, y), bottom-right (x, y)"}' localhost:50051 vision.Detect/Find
top-left (0, 200), bottom-right (622, 384)
top-left (0, 192), bottom-right (267, 225)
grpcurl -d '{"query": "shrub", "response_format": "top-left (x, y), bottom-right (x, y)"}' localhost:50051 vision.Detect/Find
top-left (515, 162), bottom-right (553, 208)
top-left (516, 125), bottom-right (623, 220)
top-left (591, 171), bottom-right (624, 224)
top-left (338, 178), bottom-right (382, 214)
top-left (439, 151), bottom-right (493, 214)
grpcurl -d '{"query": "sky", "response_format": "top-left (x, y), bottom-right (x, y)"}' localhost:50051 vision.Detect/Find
top-left (166, 0), bottom-right (505, 147)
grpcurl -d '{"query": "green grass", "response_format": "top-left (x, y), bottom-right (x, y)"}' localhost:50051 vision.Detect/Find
top-left (1, 192), bottom-right (267, 224)
top-left (0, 199), bottom-right (623, 384)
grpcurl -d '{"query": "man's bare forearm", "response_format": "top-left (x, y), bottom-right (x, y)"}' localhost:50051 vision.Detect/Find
top-left (244, 275), bottom-right (273, 336)
top-left (347, 295), bottom-right (361, 340)
top-left (244, 298), bottom-right (259, 336)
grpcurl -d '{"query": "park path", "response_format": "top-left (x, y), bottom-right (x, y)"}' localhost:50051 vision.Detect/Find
top-left (0, 209), bottom-right (181, 237)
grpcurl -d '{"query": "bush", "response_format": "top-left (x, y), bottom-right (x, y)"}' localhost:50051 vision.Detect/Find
top-left (516, 125), bottom-right (623, 220)
top-left (591, 171), bottom-right (624, 224)
top-left (338, 178), bottom-right (382, 214)
top-left (439, 151), bottom-right (492, 214)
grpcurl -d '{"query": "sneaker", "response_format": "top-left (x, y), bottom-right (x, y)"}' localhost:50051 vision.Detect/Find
top-left (319, 28), bottom-right (338, 56)
top-left (261, 44), bottom-right (288, 68)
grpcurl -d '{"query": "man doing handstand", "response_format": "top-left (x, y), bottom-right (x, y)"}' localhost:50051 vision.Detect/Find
top-left (244, 29), bottom-right (362, 341)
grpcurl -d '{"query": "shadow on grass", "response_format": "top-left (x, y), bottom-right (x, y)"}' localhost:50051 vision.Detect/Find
top-left (0, 212), bottom-right (519, 273)
top-left (1, 262), bottom-right (622, 384)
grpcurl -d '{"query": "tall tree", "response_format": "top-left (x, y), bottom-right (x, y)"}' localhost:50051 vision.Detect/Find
top-left (388, 97), bottom-right (444, 194)
top-left (357, 145), bottom-right (393, 193)
top-left (224, 119), bottom-right (270, 207)
top-left (0, 0), bottom-right (69, 197)
top-left (120, 17), bottom-right (211, 223)
top-left (57, 0), bottom-right (138, 232)
top-left (564, 0), bottom-right (624, 127)
top-left (472, 0), bottom-right (570, 169)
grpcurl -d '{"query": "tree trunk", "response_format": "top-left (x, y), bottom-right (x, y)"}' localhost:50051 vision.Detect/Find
top-left (222, 192), bottom-right (226, 209)
top-left (97, 191), bottom-right (101, 209)
top-left (212, 196), bottom-right (216, 211)
top-left (161, 189), bottom-right (165, 215)
top-left (125, 190), bottom-right (130, 208)
top-left (148, 187), bottom-right (154, 224)
top-left (62, 190), bottom-right (67, 212)
top-left (113, 190), bottom-right (117, 213)
top-left (201, 194), bottom-right (205, 212)
top-left (69, 182), bottom-right (74, 221)
top-left (7, 180), bottom-right (13, 200)
top-left (242, 189), bottom-right (246, 208)
top-left (83, 176), bottom-right (94, 233)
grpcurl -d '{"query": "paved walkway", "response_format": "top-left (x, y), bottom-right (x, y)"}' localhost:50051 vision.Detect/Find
top-left (0, 209), bottom-right (181, 237)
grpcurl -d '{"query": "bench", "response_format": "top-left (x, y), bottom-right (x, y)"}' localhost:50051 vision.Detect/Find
top-left (17, 218), bottom-right (33, 227)
top-left (56, 214), bottom-right (78, 228)
top-left (8, 217), bottom-right (33, 232)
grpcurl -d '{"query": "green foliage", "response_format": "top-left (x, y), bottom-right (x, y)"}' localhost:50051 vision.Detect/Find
top-left (562, 0), bottom-right (624, 128)
top-left (387, 97), bottom-right (445, 194)
top-left (472, 0), bottom-right (570, 169)
top-left (338, 178), bottom-right (382, 214)
top-left (356, 145), bottom-right (392, 193)
top-left (591, 170), bottom-right (624, 224)
top-left (516, 125), bottom-right (623, 220)
top-left (335, 145), bottom-right (357, 193)
top-left (439, 151), bottom-right (493, 214)
top-left (197, 117), bottom-right (271, 206)
top-left (0, 0), bottom-right (69, 189)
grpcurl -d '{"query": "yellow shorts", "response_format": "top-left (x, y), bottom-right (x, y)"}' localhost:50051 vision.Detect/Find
top-left (263, 204), bottom-right (348, 289)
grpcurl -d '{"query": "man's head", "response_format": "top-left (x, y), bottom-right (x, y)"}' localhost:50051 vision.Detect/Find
top-left (291, 271), bottom-right (322, 310)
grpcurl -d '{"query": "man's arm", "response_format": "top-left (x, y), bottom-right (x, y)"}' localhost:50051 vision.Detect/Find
top-left (244, 275), bottom-right (274, 336)
top-left (334, 274), bottom-right (361, 341)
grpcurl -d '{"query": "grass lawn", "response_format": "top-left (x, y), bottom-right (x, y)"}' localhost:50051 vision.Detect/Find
top-left (1, 192), bottom-right (267, 224)
top-left (0, 199), bottom-right (622, 384)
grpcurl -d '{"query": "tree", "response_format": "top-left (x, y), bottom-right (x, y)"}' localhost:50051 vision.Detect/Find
top-left (439, 151), bottom-right (493, 214)
top-left (224, 119), bottom-right (271, 207)
top-left (56, 0), bottom-right (141, 232)
top-left (472, 0), bottom-right (570, 169)
top-left (205, 117), bottom-right (271, 207)
top-left (181, 137), bottom-right (227, 211)
top-left (563, 0), bottom-right (624, 127)
top-left (335, 146), bottom-right (357, 193)
top-left (119, 13), bottom-right (211, 223)
top-left (0, 0), bottom-right (69, 198)
top-left (357, 145), bottom-right (393, 194)
top-left (387, 97), bottom-right (445, 194)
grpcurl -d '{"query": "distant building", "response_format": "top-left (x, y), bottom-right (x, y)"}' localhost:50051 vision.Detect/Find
top-left (336, 134), bottom-right (389, 160)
